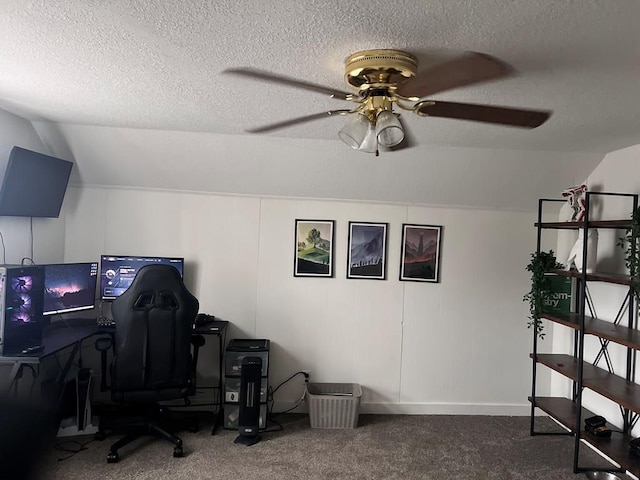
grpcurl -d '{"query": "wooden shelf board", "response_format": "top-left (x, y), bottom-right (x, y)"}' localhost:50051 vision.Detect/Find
top-left (530, 396), bottom-right (640, 475)
top-left (541, 313), bottom-right (640, 350)
top-left (586, 317), bottom-right (640, 350)
top-left (533, 353), bottom-right (580, 381)
top-left (542, 312), bottom-right (580, 330)
top-left (529, 396), bottom-right (593, 432)
top-left (536, 220), bottom-right (631, 229)
top-left (533, 354), bottom-right (640, 415)
top-left (581, 430), bottom-right (640, 476)
top-left (549, 269), bottom-right (633, 286)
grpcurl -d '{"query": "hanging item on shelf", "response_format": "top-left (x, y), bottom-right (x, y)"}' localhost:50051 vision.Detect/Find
top-left (558, 192), bottom-right (579, 265)
top-left (566, 228), bottom-right (598, 273)
top-left (523, 250), bottom-right (564, 339)
top-left (561, 183), bottom-right (587, 222)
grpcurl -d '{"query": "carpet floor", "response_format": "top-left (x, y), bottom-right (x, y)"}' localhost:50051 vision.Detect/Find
top-left (32, 414), bottom-right (632, 480)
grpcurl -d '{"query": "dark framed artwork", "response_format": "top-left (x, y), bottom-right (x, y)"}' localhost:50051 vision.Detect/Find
top-left (399, 224), bottom-right (442, 283)
top-left (294, 219), bottom-right (335, 277)
top-left (347, 222), bottom-right (388, 280)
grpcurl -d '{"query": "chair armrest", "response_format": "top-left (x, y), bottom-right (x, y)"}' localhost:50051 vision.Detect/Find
top-left (95, 337), bottom-right (113, 352)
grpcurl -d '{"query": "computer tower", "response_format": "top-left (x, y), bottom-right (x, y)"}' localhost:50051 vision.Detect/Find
top-left (0, 265), bottom-right (45, 355)
top-left (224, 339), bottom-right (269, 432)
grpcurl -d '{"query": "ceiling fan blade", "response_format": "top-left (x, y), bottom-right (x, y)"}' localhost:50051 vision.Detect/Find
top-left (396, 52), bottom-right (514, 99)
top-left (246, 109), bottom-right (352, 133)
top-left (415, 100), bottom-right (551, 128)
top-left (224, 68), bottom-right (356, 101)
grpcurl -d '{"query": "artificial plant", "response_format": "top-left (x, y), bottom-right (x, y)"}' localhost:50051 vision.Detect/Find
top-left (523, 250), bottom-right (564, 339)
top-left (617, 205), bottom-right (640, 304)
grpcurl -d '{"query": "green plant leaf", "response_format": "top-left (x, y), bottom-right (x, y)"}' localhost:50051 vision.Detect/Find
top-left (524, 250), bottom-right (564, 339)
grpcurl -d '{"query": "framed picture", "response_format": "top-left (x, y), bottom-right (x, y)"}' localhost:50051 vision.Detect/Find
top-left (399, 224), bottom-right (442, 282)
top-left (347, 222), bottom-right (388, 280)
top-left (294, 219), bottom-right (335, 277)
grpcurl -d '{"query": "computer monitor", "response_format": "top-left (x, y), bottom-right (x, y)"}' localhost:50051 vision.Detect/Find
top-left (99, 255), bottom-right (185, 300)
top-left (43, 262), bottom-right (99, 316)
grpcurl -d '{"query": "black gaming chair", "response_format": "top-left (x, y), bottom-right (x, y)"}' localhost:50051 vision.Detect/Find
top-left (97, 264), bottom-right (199, 463)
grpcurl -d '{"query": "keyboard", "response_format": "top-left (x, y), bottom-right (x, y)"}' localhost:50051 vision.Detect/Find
top-left (97, 318), bottom-right (116, 327)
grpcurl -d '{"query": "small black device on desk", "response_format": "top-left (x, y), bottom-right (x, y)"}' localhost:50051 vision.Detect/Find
top-left (194, 313), bottom-right (216, 327)
top-left (20, 345), bottom-right (44, 355)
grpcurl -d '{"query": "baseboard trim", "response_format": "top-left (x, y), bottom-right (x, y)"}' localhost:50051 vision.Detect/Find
top-left (359, 403), bottom-right (531, 416)
top-left (270, 401), bottom-right (532, 416)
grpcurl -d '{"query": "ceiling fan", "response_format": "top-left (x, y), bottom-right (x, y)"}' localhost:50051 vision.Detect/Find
top-left (224, 49), bottom-right (551, 155)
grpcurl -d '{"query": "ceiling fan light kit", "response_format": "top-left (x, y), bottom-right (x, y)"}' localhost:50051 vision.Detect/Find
top-left (359, 123), bottom-right (379, 154)
top-left (373, 110), bottom-right (404, 147)
top-left (226, 49), bottom-right (552, 155)
top-left (338, 110), bottom-right (405, 151)
top-left (338, 113), bottom-right (370, 149)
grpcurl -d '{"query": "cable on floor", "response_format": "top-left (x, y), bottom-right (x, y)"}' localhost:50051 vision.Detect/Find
top-left (55, 437), bottom-right (95, 462)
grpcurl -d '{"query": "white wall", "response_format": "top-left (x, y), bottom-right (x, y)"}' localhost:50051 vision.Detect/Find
top-left (0, 108), bottom-right (66, 265)
top-left (549, 144), bottom-right (640, 431)
top-left (63, 185), bottom-right (539, 414)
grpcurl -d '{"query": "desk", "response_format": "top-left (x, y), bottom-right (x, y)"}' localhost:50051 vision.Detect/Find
top-left (0, 318), bottom-right (229, 434)
top-left (191, 320), bottom-right (228, 434)
top-left (0, 319), bottom-right (106, 395)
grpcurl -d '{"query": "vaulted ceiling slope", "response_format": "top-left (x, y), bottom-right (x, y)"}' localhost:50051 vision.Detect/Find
top-left (1, 1), bottom-right (638, 210)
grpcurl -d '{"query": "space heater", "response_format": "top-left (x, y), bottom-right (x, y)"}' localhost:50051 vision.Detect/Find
top-left (234, 356), bottom-right (263, 446)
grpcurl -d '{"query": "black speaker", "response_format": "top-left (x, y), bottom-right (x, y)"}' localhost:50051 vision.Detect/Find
top-left (234, 356), bottom-right (263, 446)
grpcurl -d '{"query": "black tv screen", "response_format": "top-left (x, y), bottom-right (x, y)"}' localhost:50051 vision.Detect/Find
top-left (99, 255), bottom-right (185, 300)
top-left (43, 262), bottom-right (99, 316)
top-left (0, 146), bottom-right (73, 218)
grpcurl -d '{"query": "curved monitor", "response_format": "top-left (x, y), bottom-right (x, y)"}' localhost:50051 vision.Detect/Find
top-left (43, 262), bottom-right (99, 316)
top-left (99, 255), bottom-right (184, 300)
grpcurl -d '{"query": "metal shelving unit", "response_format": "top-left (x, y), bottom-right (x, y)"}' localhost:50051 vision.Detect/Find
top-left (529, 191), bottom-right (639, 474)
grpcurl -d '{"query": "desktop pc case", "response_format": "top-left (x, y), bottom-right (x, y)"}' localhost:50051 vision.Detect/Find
top-left (0, 265), bottom-right (46, 355)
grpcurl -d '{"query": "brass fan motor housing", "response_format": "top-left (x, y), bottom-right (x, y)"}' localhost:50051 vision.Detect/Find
top-left (344, 49), bottom-right (417, 92)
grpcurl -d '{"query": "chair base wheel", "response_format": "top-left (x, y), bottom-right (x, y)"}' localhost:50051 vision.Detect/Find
top-left (107, 451), bottom-right (119, 463)
top-left (173, 446), bottom-right (183, 457)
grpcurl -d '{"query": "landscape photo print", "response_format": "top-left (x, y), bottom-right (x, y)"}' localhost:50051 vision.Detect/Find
top-left (347, 222), bottom-right (388, 280)
top-left (294, 219), bottom-right (335, 277)
top-left (400, 224), bottom-right (442, 282)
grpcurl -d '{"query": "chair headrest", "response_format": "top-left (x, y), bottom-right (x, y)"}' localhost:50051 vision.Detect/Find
top-left (112, 264), bottom-right (195, 313)
top-left (133, 292), bottom-right (178, 310)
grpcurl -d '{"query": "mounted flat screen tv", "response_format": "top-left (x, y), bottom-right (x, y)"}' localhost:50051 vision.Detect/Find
top-left (43, 262), bottom-right (99, 316)
top-left (99, 255), bottom-right (185, 300)
top-left (0, 146), bottom-right (73, 218)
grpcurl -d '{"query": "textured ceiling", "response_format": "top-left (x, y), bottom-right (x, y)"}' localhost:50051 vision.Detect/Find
top-left (0, 1), bottom-right (638, 209)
